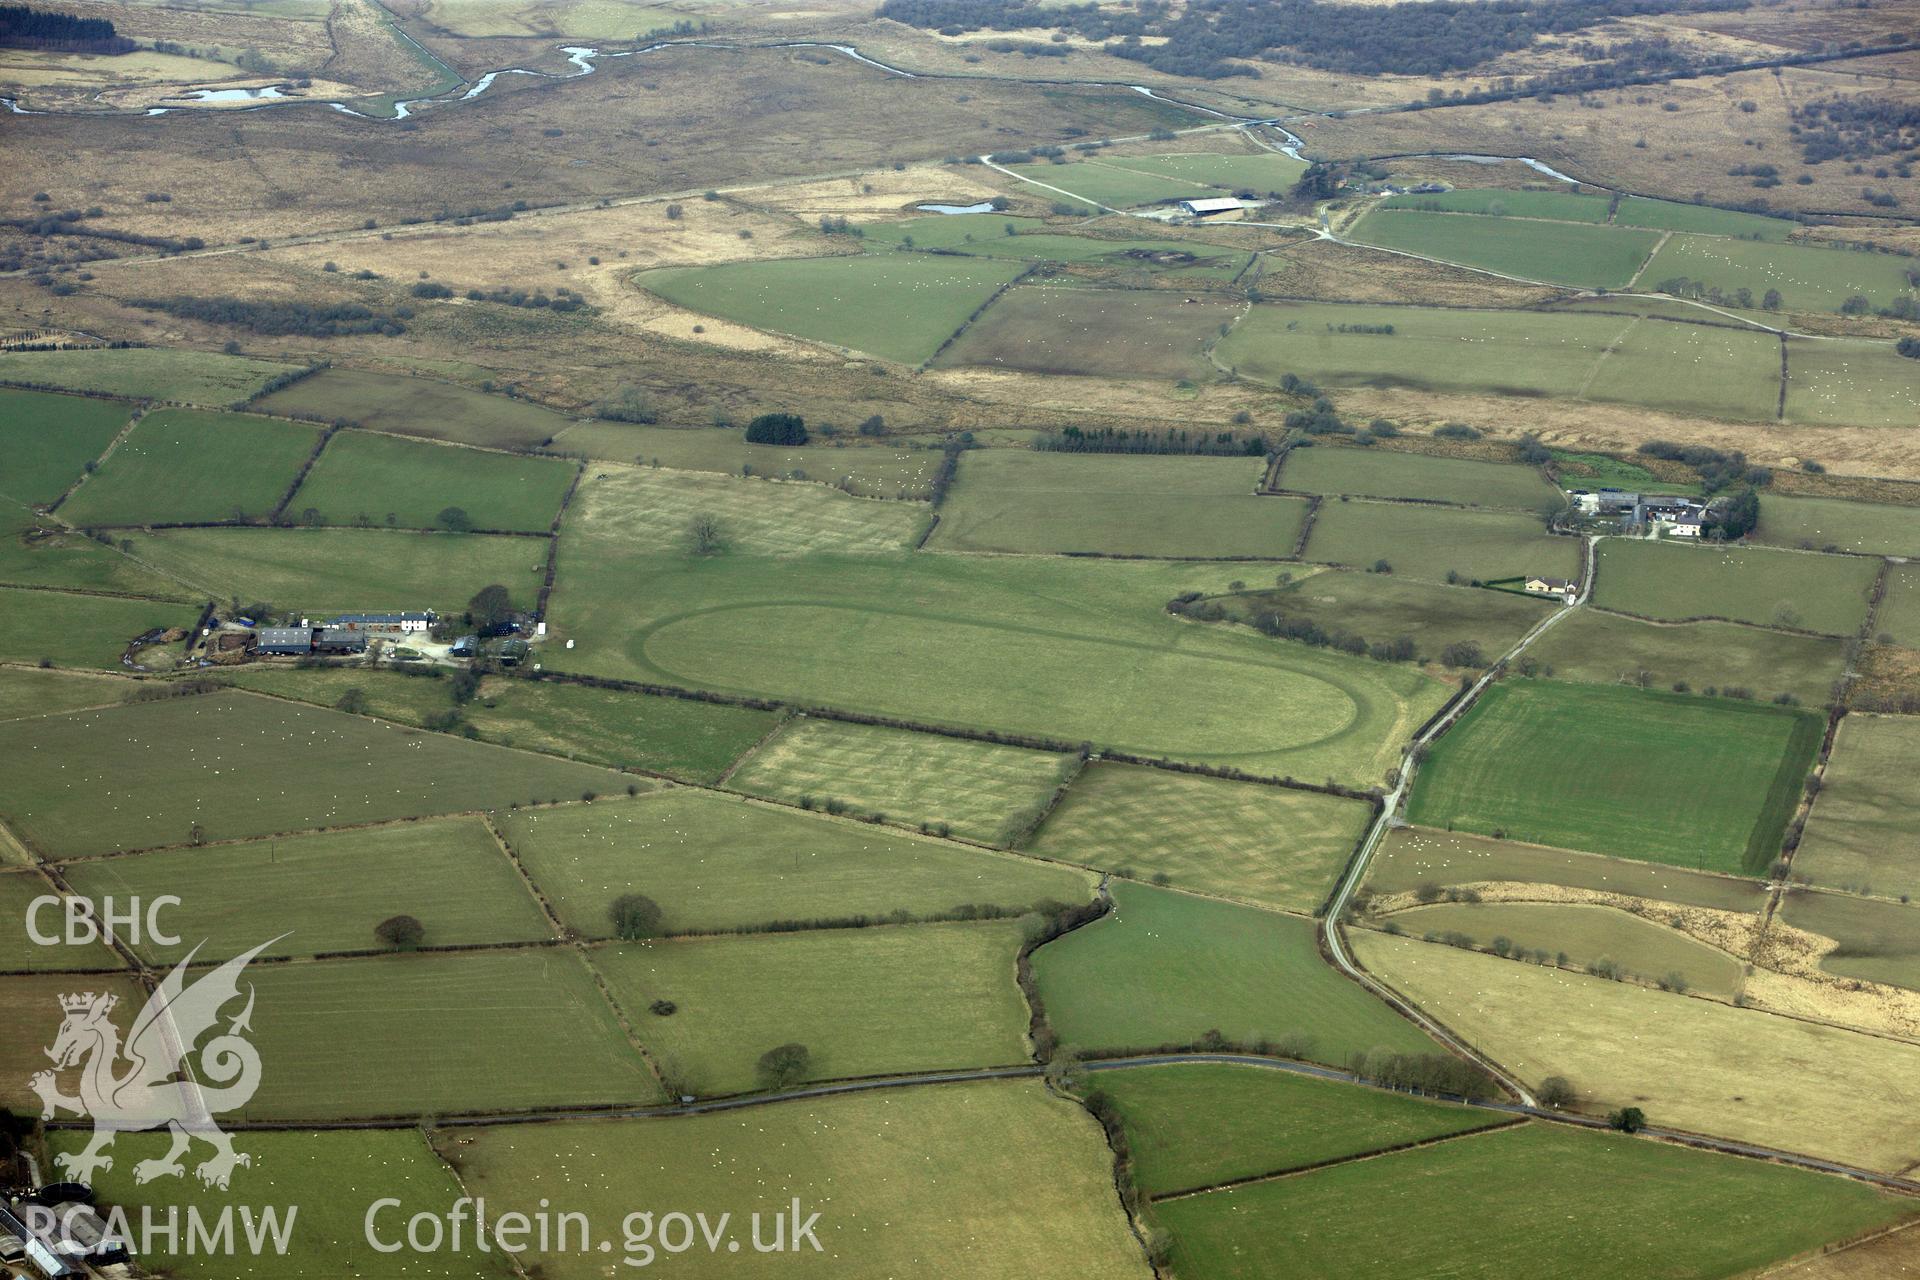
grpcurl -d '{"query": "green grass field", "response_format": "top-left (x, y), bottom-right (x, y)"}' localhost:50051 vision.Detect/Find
top-left (61, 817), bottom-right (554, 963)
top-left (1382, 901), bottom-right (1744, 996)
top-left (0, 666), bottom-right (126, 723)
top-left (0, 347), bottom-right (299, 404)
top-left (1004, 157), bottom-right (1222, 208)
top-left (1109, 150), bottom-right (1306, 194)
top-left (0, 585), bottom-right (204, 670)
top-left (1349, 208), bottom-right (1660, 288)
top-left (548, 552), bottom-right (1448, 785)
top-left (499, 789), bottom-right (1094, 936)
top-left (639, 255), bottom-right (1027, 364)
top-left (547, 422), bottom-right (940, 498)
top-left (120, 526), bottom-right (551, 615)
top-left (564, 465), bottom-right (923, 558)
top-left (0, 517), bottom-right (191, 597)
top-left (51, 1128), bottom-right (510, 1280)
top-left (256, 367), bottom-right (578, 450)
top-left (1304, 500), bottom-right (1580, 584)
top-left (726, 717), bottom-right (1076, 845)
top-left (241, 949), bottom-right (658, 1118)
top-left (1613, 197), bottom-right (1796, 240)
top-left (216, 667), bottom-right (777, 782)
top-left (1782, 888), bottom-right (1920, 992)
top-left (1379, 187), bottom-right (1612, 222)
top-left (1031, 881), bottom-right (1433, 1063)
top-left (1784, 339), bottom-right (1920, 429)
top-left (1877, 563), bottom-right (1920, 648)
top-left (1024, 763), bottom-right (1371, 914)
top-left (1352, 931), bottom-right (1920, 1171)
top-left (1795, 715), bottom-right (1920, 900)
top-left (1637, 235), bottom-right (1918, 313)
top-left (0, 387), bottom-right (129, 505)
top-left (443, 1082), bottom-right (1149, 1280)
top-left (1754, 494), bottom-right (1920, 557)
top-left (597, 921), bottom-right (1032, 1094)
top-left (1156, 1121), bottom-right (1914, 1280)
top-left (1527, 608), bottom-right (1849, 707)
top-left (1593, 539), bottom-right (1878, 635)
top-left (1278, 446), bottom-right (1562, 511)
top-left (1217, 303), bottom-right (1793, 422)
top-left (58, 408), bottom-right (319, 526)
top-left (1579, 316), bottom-right (1784, 423)
top-left (934, 285), bottom-right (1244, 380)
top-left (0, 974), bottom-right (147, 1114)
top-left (0, 690), bottom-right (628, 856)
top-left (1366, 827), bottom-right (1769, 912)
top-left (1091, 1062), bottom-right (1501, 1195)
top-left (1406, 681), bottom-right (1820, 873)
top-left (930, 450), bottom-right (1305, 558)
top-left (861, 215), bottom-right (1252, 276)
top-left (1206, 571), bottom-right (1552, 665)
top-left (1550, 449), bottom-right (1696, 495)
top-left (289, 430), bottom-right (577, 532)
top-left (0, 871), bottom-right (122, 970)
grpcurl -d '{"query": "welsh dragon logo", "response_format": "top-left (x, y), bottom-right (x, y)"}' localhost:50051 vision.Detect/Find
top-left (30, 939), bottom-right (277, 1189)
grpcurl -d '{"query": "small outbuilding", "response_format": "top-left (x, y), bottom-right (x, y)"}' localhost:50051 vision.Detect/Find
top-left (314, 627), bottom-right (369, 654)
top-left (1524, 577), bottom-right (1576, 600)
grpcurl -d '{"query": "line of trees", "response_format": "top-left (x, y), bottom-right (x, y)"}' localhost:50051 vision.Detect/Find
top-left (1035, 425), bottom-right (1270, 456)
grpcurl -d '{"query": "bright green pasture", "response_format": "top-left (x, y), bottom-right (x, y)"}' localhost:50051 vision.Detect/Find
top-left (862, 213), bottom-right (1049, 249)
top-left (445, 1083), bottom-right (1149, 1280)
top-left (1222, 302), bottom-right (1794, 422)
top-left (1030, 881), bottom-right (1433, 1063)
top-left (217, 666), bottom-right (775, 783)
top-left (1349, 208), bottom-right (1660, 287)
top-left (59, 409), bottom-right (319, 526)
top-left (52, 1128), bottom-right (509, 1280)
top-left (0, 690), bottom-right (628, 856)
top-left (1592, 539), bottom-right (1877, 635)
top-left (0, 666), bottom-right (126, 723)
top-left (1384, 901), bottom-right (1744, 996)
top-left (598, 921), bottom-right (1031, 1094)
top-left (935, 285), bottom-right (1243, 380)
top-left (862, 216), bottom-right (1251, 274)
top-left (639, 255), bottom-right (1026, 364)
top-left (289, 430), bottom-right (576, 532)
top-left (546, 552), bottom-right (1448, 785)
top-left (1380, 187), bottom-right (1611, 221)
top-left (726, 717), bottom-right (1077, 845)
top-left (256, 367), bottom-right (578, 450)
top-left (1527, 608), bottom-right (1848, 706)
top-left (1580, 317), bottom-right (1783, 422)
top-left (1878, 563), bottom-right (1920, 648)
top-left (1091, 1062), bottom-right (1501, 1195)
top-left (1784, 339), bottom-right (1920, 428)
top-left (1110, 150), bottom-right (1306, 194)
top-left (564, 465), bottom-right (923, 557)
top-left (1023, 763), bottom-right (1370, 914)
top-left (1550, 448), bottom-right (1695, 495)
top-left (1615, 197), bottom-right (1794, 239)
top-left (1366, 827), bottom-right (1769, 913)
top-left (1637, 234), bottom-right (1918, 312)
top-left (243, 949), bottom-right (659, 1118)
top-left (0, 586), bottom-right (203, 670)
top-left (499, 790), bottom-right (1094, 936)
top-left (0, 518), bottom-right (190, 597)
top-left (60, 817), bottom-right (554, 963)
top-left (1279, 446), bottom-right (1561, 511)
top-left (1406, 681), bottom-right (1819, 873)
top-left (930, 450), bottom-right (1305, 558)
top-left (1155, 1122), bottom-right (1914, 1280)
top-left (1796, 715), bottom-right (1920, 900)
top-left (1303, 500), bottom-right (1579, 584)
top-left (0, 347), bottom-right (298, 404)
top-left (0, 871), bottom-right (121, 969)
top-left (120, 526), bottom-right (550, 615)
top-left (1782, 888), bottom-right (1920, 991)
top-left (1207, 571), bottom-right (1552, 663)
top-left (1755, 493), bottom-right (1920, 556)
top-left (0, 388), bottom-right (128, 505)
top-left (1004, 157), bottom-right (1217, 208)
top-left (548, 423), bottom-right (940, 497)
